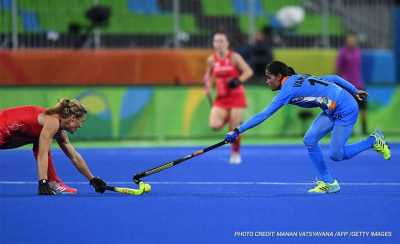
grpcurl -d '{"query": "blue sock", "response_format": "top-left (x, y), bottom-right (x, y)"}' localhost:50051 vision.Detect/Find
top-left (343, 136), bottom-right (375, 159)
top-left (307, 145), bottom-right (334, 183)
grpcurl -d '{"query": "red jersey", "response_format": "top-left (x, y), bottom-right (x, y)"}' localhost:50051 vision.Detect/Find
top-left (212, 51), bottom-right (247, 108)
top-left (0, 106), bottom-right (46, 147)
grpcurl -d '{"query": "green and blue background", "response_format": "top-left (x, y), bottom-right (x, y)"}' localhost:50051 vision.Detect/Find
top-left (0, 84), bottom-right (398, 142)
top-left (1, 47), bottom-right (398, 143)
top-left (1, 2), bottom-right (400, 244)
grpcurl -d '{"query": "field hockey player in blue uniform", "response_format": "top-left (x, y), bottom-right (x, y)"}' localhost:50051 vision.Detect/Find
top-left (225, 61), bottom-right (391, 193)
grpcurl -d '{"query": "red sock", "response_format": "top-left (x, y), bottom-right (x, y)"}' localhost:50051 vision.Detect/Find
top-left (232, 135), bottom-right (240, 154)
top-left (47, 153), bottom-right (62, 182)
top-left (228, 125), bottom-right (240, 154)
top-left (33, 144), bottom-right (62, 182)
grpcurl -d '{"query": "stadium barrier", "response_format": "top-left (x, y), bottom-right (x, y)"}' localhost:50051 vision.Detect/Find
top-left (0, 49), bottom-right (210, 85)
top-left (1, 48), bottom-right (395, 85)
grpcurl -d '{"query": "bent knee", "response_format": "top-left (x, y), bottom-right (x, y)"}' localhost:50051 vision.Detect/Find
top-left (329, 150), bottom-right (344, 161)
top-left (209, 121), bottom-right (224, 131)
top-left (303, 135), bottom-right (318, 147)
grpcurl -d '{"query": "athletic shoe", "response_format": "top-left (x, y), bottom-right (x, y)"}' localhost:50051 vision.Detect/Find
top-left (371, 130), bottom-right (391, 160)
top-left (49, 181), bottom-right (77, 194)
top-left (308, 179), bottom-right (340, 193)
top-left (229, 153), bottom-right (242, 164)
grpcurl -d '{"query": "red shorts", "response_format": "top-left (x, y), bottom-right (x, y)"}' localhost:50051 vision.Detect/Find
top-left (213, 91), bottom-right (247, 109)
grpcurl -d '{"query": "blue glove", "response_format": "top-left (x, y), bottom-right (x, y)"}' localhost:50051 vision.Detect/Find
top-left (225, 128), bottom-right (240, 143)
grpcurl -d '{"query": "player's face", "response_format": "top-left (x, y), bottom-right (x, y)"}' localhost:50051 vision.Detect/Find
top-left (213, 34), bottom-right (229, 52)
top-left (61, 116), bottom-right (85, 133)
top-left (265, 71), bottom-right (282, 91)
top-left (346, 35), bottom-right (357, 48)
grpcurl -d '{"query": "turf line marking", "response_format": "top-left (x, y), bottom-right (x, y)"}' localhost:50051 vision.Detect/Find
top-left (1, 181), bottom-right (400, 186)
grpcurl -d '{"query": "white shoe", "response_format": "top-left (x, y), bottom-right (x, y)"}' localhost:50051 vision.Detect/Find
top-left (229, 153), bottom-right (242, 164)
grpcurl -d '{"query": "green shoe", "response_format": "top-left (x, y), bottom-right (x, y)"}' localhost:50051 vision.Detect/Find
top-left (371, 130), bottom-right (391, 160)
top-left (308, 180), bottom-right (340, 194)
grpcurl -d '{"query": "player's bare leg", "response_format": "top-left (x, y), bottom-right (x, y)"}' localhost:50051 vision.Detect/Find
top-left (209, 106), bottom-right (229, 130)
top-left (229, 108), bottom-right (244, 164)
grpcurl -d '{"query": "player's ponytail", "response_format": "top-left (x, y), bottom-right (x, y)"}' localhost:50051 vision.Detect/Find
top-left (266, 61), bottom-right (295, 76)
top-left (46, 98), bottom-right (87, 119)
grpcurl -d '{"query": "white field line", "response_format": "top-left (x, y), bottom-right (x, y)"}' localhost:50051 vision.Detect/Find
top-left (0, 181), bottom-right (400, 186)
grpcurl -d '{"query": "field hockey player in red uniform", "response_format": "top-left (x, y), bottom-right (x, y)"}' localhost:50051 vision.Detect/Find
top-left (204, 31), bottom-right (253, 164)
top-left (0, 98), bottom-right (107, 195)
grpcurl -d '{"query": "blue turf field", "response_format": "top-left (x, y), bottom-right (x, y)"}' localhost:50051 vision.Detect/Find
top-left (1, 144), bottom-right (399, 244)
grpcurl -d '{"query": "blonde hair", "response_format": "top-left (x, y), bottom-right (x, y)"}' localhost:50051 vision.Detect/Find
top-left (46, 98), bottom-right (87, 119)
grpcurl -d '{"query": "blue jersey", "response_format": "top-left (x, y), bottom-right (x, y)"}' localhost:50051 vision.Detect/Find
top-left (238, 74), bottom-right (359, 133)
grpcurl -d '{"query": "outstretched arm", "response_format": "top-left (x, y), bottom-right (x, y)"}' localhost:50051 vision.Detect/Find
top-left (225, 93), bottom-right (291, 143)
top-left (56, 132), bottom-right (107, 193)
top-left (56, 131), bottom-right (94, 181)
top-left (238, 94), bottom-right (289, 133)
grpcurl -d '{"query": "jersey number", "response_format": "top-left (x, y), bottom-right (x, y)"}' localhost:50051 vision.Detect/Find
top-left (308, 78), bottom-right (328, 86)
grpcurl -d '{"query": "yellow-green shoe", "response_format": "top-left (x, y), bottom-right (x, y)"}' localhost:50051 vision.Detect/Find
top-left (308, 180), bottom-right (340, 194)
top-left (371, 130), bottom-right (391, 160)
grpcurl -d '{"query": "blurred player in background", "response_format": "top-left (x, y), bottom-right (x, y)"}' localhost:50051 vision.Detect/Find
top-left (0, 99), bottom-right (107, 195)
top-left (248, 28), bottom-right (274, 82)
top-left (204, 31), bottom-right (253, 164)
top-left (336, 32), bottom-right (368, 135)
top-left (225, 61), bottom-right (391, 193)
